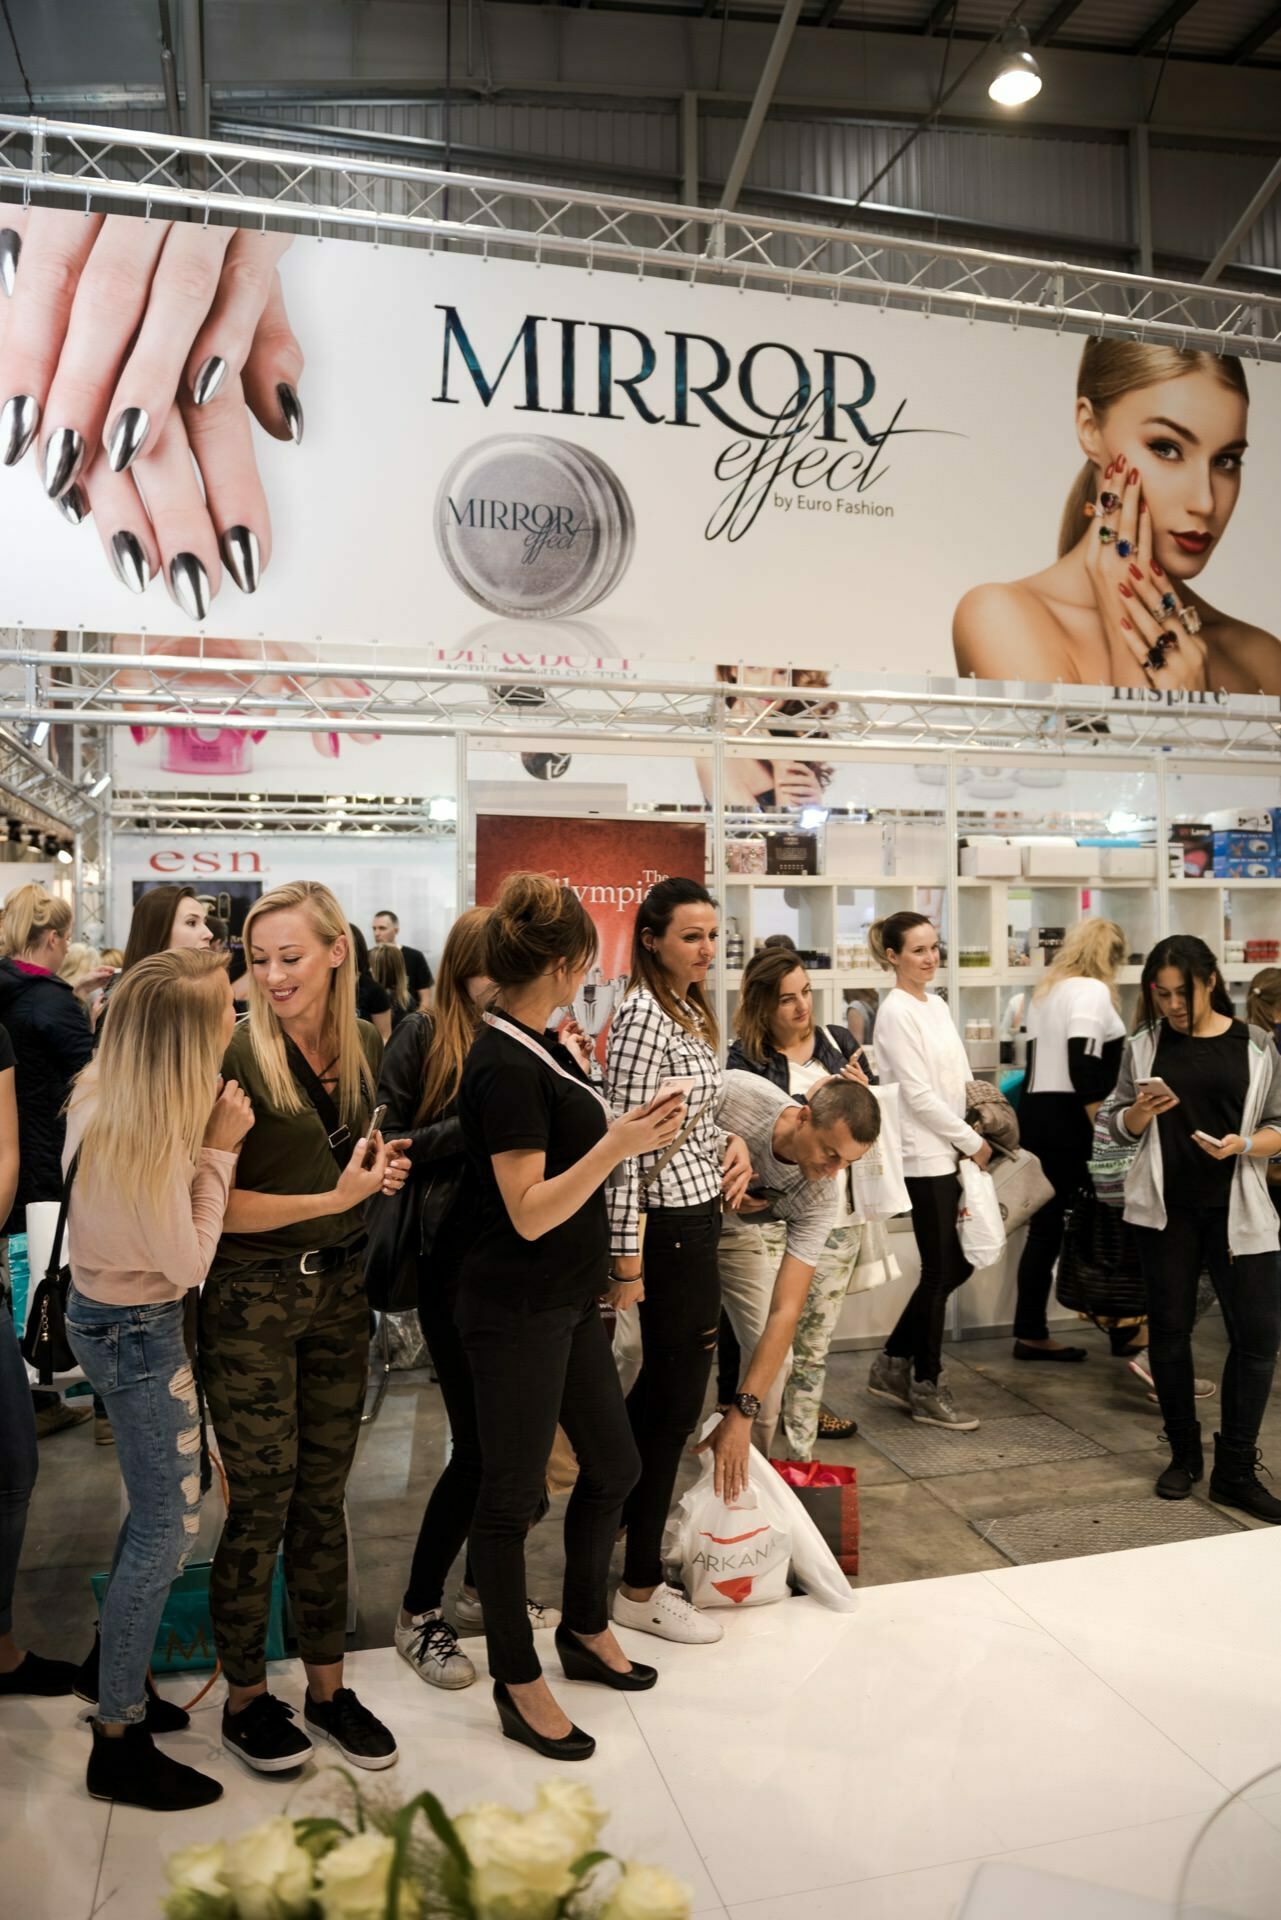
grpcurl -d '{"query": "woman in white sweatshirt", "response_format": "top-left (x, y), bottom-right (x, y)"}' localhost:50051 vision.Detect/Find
top-left (866, 913), bottom-right (990, 1431)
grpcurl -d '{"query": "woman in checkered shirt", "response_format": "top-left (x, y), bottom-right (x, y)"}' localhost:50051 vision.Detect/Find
top-left (605, 878), bottom-right (751, 1647)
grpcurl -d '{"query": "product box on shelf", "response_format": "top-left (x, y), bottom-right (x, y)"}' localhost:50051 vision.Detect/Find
top-left (1209, 810), bottom-right (1275, 833)
top-left (764, 831), bottom-right (820, 877)
top-left (1212, 832), bottom-right (1275, 860)
top-left (1021, 842), bottom-right (1094, 878)
top-left (959, 840), bottom-right (1022, 878)
top-left (1214, 858), bottom-right (1273, 879)
top-left (1099, 847), bottom-right (1157, 878)
top-left (726, 836), bottom-right (767, 876)
top-left (1169, 824), bottom-right (1213, 878)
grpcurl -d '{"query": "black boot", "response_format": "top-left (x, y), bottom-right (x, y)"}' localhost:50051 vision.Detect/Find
top-left (86, 1722), bottom-right (222, 1810)
top-left (73, 1629), bottom-right (190, 1733)
top-left (1209, 1433), bottom-right (1281, 1523)
top-left (1155, 1422), bottom-right (1203, 1500)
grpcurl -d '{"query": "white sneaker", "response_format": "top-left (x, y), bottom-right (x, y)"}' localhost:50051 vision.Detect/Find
top-left (394, 1609), bottom-right (476, 1689)
top-left (612, 1584), bottom-right (723, 1644)
top-left (1127, 1354), bottom-right (1216, 1403)
top-left (453, 1590), bottom-right (562, 1636)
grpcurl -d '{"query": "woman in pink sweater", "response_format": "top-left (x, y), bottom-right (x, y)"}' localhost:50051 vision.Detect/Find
top-left (63, 950), bottom-right (253, 1813)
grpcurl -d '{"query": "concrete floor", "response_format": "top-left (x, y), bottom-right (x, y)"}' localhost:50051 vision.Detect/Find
top-left (12, 1309), bottom-right (1275, 1661)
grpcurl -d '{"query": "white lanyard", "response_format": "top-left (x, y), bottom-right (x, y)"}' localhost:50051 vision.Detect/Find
top-left (483, 1010), bottom-right (614, 1125)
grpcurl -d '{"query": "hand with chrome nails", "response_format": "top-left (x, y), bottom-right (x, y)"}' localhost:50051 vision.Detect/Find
top-left (0, 208), bottom-right (303, 619)
top-left (1084, 457), bottom-right (1208, 692)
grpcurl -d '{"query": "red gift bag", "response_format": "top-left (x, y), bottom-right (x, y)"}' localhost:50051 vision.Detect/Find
top-left (770, 1461), bottom-right (859, 1576)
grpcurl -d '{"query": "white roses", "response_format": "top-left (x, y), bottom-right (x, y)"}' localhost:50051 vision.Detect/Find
top-left (317, 1832), bottom-right (419, 1920)
top-left (456, 1786), bottom-right (602, 1920)
top-left (600, 1864), bottom-right (695, 1920)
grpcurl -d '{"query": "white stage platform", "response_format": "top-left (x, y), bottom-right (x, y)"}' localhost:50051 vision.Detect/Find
top-left (3, 1529), bottom-right (1280, 1919)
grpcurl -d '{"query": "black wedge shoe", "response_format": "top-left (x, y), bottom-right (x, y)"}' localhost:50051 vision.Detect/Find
top-left (555, 1626), bottom-right (658, 1692)
top-left (493, 1681), bottom-right (596, 1762)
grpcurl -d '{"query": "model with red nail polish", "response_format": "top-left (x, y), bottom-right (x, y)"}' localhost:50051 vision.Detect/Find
top-left (953, 340), bottom-right (1280, 693)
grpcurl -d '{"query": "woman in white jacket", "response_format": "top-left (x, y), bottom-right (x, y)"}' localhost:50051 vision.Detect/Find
top-left (866, 913), bottom-right (990, 1431)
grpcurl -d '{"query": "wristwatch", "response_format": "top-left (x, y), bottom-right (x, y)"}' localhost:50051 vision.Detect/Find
top-left (733, 1391), bottom-right (762, 1421)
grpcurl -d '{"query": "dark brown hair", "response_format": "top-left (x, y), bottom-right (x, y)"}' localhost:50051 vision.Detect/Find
top-left (485, 873), bottom-right (598, 991)
top-left (809, 1076), bottom-right (881, 1145)
top-left (122, 886), bottom-right (201, 973)
top-left (626, 876), bottom-right (719, 1050)
top-left (1140, 935), bottom-right (1233, 1033)
top-left (734, 948), bottom-right (811, 1065)
top-left (868, 911), bottom-right (933, 970)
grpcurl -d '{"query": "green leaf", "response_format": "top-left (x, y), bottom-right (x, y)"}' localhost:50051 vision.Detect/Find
top-left (293, 1817), bottom-right (351, 1863)
top-left (569, 1852), bottom-right (612, 1880)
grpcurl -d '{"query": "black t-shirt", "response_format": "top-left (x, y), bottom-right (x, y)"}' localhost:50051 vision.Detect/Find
top-left (356, 972), bottom-right (392, 1024)
top-left (459, 1014), bottom-right (609, 1305)
top-left (1154, 1018), bottom-right (1250, 1210)
top-left (0, 1022), bottom-right (14, 1074)
top-left (401, 946), bottom-right (433, 998)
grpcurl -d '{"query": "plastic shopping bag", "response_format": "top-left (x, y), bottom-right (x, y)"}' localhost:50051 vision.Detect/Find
top-left (848, 1085), bottom-right (910, 1221)
top-left (956, 1159), bottom-right (1007, 1270)
top-left (666, 1421), bottom-right (858, 1613)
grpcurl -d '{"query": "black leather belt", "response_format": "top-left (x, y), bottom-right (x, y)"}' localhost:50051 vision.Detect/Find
top-left (643, 1198), bottom-right (723, 1218)
top-left (238, 1240), bottom-right (366, 1280)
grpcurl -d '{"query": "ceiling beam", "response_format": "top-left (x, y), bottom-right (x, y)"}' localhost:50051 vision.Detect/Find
top-left (1229, 3), bottom-right (1281, 63)
top-left (921, 0), bottom-right (958, 30)
top-left (719, 0), bottom-right (804, 211)
top-left (816, 0), bottom-right (844, 27)
top-left (1033, 0), bottom-right (1087, 46)
top-left (1202, 149), bottom-right (1281, 281)
top-left (1133, 0), bottom-right (1201, 58)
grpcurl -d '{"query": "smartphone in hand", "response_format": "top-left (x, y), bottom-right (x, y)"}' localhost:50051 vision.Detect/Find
top-left (363, 1103), bottom-right (388, 1169)
top-left (652, 1075), bottom-right (697, 1106)
top-left (1193, 1130), bottom-right (1224, 1147)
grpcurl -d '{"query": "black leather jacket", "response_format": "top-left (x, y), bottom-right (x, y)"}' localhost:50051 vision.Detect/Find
top-left (374, 1012), bottom-right (468, 1263)
top-left (725, 1019), bottom-right (872, 1093)
top-left (0, 958), bottom-right (93, 1234)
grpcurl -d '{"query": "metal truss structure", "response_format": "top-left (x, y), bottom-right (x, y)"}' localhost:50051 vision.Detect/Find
top-left (4, 638), bottom-right (1281, 765)
top-left (111, 792), bottom-right (458, 837)
top-left (3, 116), bottom-right (1281, 356)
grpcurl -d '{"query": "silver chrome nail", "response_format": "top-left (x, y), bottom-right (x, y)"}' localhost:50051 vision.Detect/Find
top-left (0, 229), bottom-right (19, 298)
top-left (1, 394), bottom-right (39, 466)
top-left (107, 406), bottom-right (150, 473)
top-left (193, 354), bottom-right (228, 406)
top-left (109, 531), bottom-right (151, 595)
top-left (220, 525), bottom-right (261, 594)
top-left (56, 483), bottom-right (90, 527)
top-left (42, 427), bottom-right (85, 499)
top-left (276, 382), bottom-right (304, 445)
top-left (169, 552), bottom-right (210, 621)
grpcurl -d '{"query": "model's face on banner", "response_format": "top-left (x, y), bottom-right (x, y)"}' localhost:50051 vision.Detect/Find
top-left (1086, 373), bottom-right (1248, 585)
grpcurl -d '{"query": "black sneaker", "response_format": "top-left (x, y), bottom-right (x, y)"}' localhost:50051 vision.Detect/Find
top-left (221, 1692), bottom-right (314, 1774)
top-left (73, 1631), bottom-right (190, 1733)
top-left (87, 1722), bottom-right (222, 1811)
top-left (0, 1650), bottom-right (80, 1697)
top-left (304, 1687), bottom-right (398, 1771)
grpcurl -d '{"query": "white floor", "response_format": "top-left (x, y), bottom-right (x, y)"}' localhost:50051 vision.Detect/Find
top-left (4, 1531), bottom-right (1281, 1920)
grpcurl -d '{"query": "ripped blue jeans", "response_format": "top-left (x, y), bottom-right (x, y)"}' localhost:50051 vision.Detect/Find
top-left (65, 1287), bottom-right (202, 1724)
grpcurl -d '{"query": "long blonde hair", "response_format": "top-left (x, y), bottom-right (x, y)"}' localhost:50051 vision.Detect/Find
top-left (1035, 917), bottom-right (1127, 1007)
top-left (242, 881), bottom-right (374, 1124)
top-left (1058, 341), bottom-right (1249, 557)
top-left (368, 941), bottom-right (413, 1013)
top-left (418, 906), bottom-right (491, 1124)
top-left (0, 882), bottom-right (71, 958)
top-left (70, 950), bottom-right (229, 1213)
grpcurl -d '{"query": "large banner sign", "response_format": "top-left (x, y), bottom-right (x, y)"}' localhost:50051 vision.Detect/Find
top-left (2, 207), bottom-right (1279, 695)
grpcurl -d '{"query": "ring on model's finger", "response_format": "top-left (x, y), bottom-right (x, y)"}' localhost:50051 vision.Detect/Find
top-left (1178, 604), bottom-right (1202, 636)
top-left (1097, 489), bottom-right (1122, 516)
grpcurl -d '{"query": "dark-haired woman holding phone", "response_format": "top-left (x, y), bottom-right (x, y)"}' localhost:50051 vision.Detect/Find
top-left (1110, 935), bottom-right (1281, 1518)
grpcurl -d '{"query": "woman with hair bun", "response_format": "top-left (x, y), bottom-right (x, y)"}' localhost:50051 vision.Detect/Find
top-left (1013, 918), bottom-right (1128, 1364)
top-left (865, 912), bottom-right (989, 1432)
top-left (953, 341), bottom-right (1281, 693)
top-left (459, 872), bottom-right (686, 1763)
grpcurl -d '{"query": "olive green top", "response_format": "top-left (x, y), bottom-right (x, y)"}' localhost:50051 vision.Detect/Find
top-left (210, 1016), bottom-right (384, 1274)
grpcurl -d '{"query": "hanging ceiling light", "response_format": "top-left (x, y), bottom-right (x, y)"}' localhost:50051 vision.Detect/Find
top-left (989, 23), bottom-right (1042, 107)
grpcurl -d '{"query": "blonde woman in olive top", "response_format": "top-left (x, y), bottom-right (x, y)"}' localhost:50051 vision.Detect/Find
top-left (200, 882), bottom-right (409, 1778)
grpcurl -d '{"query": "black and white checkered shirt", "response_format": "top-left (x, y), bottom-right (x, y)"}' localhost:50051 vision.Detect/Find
top-left (604, 987), bottom-right (725, 1257)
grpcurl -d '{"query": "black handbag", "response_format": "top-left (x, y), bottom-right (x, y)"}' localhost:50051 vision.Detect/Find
top-left (1054, 1183), bottom-right (1148, 1321)
top-left (364, 1179), bottom-right (424, 1314)
top-left (19, 1152), bottom-right (81, 1385)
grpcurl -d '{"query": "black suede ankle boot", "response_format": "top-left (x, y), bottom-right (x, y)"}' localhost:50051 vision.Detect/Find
top-left (86, 1722), bottom-right (223, 1810)
top-left (1209, 1433), bottom-right (1281, 1523)
top-left (1155, 1422), bottom-right (1203, 1500)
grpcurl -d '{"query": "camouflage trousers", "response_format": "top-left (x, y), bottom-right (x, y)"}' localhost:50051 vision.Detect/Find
top-left (760, 1221), bottom-right (863, 1463)
top-left (199, 1253), bottom-right (368, 1687)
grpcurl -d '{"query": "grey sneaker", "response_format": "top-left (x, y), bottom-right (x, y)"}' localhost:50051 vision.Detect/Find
top-left (454, 1590), bottom-right (561, 1636)
top-left (394, 1609), bottom-right (475, 1690)
top-left (867, 1353), bottom-right (913, 1411)
top-left (909, 1373), bottom-right (980, 1431)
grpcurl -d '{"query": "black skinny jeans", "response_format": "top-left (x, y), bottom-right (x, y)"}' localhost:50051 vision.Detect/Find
top-left (885, 1172), bottom-right (973, 1384)
top-left (1014, 1131), bottom-right (1091, 1342)
top-left (1135, 1208), bottom-right (1281, 1446)
top-left (456, 1282), bottom-right (639, 1686)
top-left (621, 1204), bottom-right (722, 1591)
top-left (402, 1270), bottom-right (479, 1615)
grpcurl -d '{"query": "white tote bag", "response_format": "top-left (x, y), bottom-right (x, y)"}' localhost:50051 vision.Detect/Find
top-left (848, 1083), bottom-right (910, 1222)
top-left (956, 1160), bottom-right (1007, 1270)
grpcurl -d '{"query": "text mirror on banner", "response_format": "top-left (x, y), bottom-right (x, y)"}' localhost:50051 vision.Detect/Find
top-left (1, 207), bottom-right (1279, 698)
